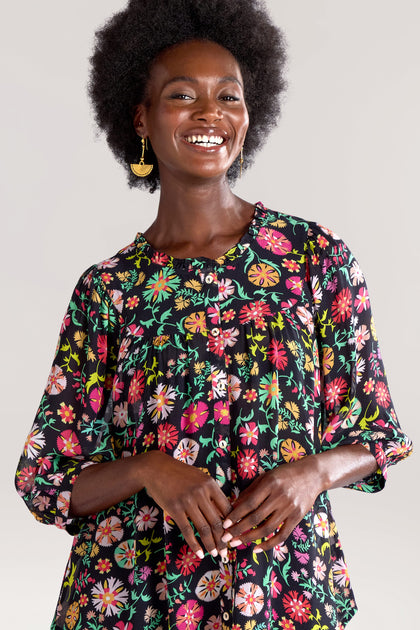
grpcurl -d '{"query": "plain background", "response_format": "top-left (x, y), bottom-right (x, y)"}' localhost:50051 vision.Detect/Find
top-left (2, 1), bottom-right (419, 627)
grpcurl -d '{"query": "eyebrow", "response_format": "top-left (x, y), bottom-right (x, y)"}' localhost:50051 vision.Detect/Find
top-left (163, 75), bottom-right (243, 89)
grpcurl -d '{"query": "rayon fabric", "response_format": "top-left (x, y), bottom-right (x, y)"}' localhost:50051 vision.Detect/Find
top-left (16, 203), bottom-right (412, 630)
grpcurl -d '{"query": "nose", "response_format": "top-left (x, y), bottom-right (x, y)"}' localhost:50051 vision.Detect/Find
top-left (193, 96), bottom-right (223, 123)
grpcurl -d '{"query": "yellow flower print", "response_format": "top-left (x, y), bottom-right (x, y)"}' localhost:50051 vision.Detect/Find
top-left (234, 352), bottom-right (248, 366)
top-left (322, 347), bottom-right (334, 375)
top-left (175, 296), bottom-right (191, 311)
top-left (73, 331), bottom-right (87, 348)
top-left (304, 354), bottom-right (314, 372)
top-left (278, 414), bottom-right (289, 430)
top-left (285, 401), bottom-right (300, 420)
top-left (135, 271), bottom-right (146, 286)
top-left (194, 362), bottom-right (205, 374)
top-left (184, 279), bottom-right (202, 292)
top-left (286, 340), bottom-right (299, 357)
top-left (184, 311), bottom-right (207, 334)
top-left (247, 263), bottom-right (280, 288)
top-left (280, 438), bottom-right (306, 462)
top-left (65, 602), bottom-right (80, 630)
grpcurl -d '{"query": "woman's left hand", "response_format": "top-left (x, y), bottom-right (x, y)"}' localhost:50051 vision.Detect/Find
top-left (221, 455), bottom-right (324, 553)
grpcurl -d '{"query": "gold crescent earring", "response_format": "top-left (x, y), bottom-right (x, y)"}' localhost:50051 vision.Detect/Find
top-left (130, 137), bottom-right (153, 177)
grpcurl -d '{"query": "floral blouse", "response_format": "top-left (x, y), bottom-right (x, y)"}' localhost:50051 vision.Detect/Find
top-left (16, 203), bottom-right (412, 630)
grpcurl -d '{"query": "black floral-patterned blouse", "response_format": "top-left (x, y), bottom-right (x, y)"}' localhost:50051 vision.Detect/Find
top-left (16, 203), bottom-right (412, 630)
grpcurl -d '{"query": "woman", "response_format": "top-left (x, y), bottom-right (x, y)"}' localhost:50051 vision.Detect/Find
top-left (15, 1), bottom-right (412, 629)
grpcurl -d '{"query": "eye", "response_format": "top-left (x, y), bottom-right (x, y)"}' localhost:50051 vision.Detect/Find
top-left (219, 95), bottom-right (241, 102)
top-left (168, 93), bottom-right (194, 101)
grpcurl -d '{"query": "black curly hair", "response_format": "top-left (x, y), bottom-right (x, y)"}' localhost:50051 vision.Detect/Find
top-left (89, 0), bottom-right (287, 192)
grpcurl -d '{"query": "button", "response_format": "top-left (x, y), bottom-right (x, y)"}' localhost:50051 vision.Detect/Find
top-left (223, 612), bottom-right (230, 621)
top-left (205, 274), bottom-right (213, 284)
top-left (211, 327), bottom-right (220, 337)
top-left (219, 440), bottom-right (227, 449)
top-left (222, 554), bottom-right (229, 564)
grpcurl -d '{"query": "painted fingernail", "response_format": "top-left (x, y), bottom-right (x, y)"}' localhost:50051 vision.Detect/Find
top-left (196, 549), bottom-right (204, 560)
top-left (221, 532), bottom-right (232, 543)
top-left (219, 547), bottom-right (228, 558)
top-left (223, 519), bottom-right (233, 529)
top-left (210, 548), bottom-right (218, 557)
top-left (229, 539), bottom-right (242, 548)
top-left (253, 547), bottom-right (263, 553)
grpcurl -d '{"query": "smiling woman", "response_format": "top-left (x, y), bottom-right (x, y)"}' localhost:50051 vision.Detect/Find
top-left (14, 1), bottom-right (413, 630)
top-left (133, 40), bottom-right (249, 194)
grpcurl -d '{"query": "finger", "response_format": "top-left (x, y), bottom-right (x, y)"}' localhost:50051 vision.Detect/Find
top-left (175, 513), bottom-right (205, 559)
top-left (221, 498), bottom-right (273, 543)
top-left (223, 484), bottom-right (270, 532)
top-left (187, 504), bottom-right (220, 557)
top-left (233, 513), bottom-right (283, 546)
top-left (210, 487), bottom-right (233, 520)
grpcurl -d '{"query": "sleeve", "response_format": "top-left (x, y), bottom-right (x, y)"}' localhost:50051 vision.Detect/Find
top-left (307, 224), bottom-right (413, 492)
top-left (15, 267), bottom-right (120, 533)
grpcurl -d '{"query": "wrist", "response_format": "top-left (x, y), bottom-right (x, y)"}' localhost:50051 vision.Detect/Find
top-left (301, 453), bottom-right (331, 494)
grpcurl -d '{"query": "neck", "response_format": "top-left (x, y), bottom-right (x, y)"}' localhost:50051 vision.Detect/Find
top-left (143, 170), bottom-right (254, 258)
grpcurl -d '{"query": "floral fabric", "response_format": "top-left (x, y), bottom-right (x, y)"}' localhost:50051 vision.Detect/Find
top-left (16, 203), bottom-right (412, 630)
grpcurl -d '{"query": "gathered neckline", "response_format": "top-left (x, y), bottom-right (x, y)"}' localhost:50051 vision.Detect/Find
top-left (134, 201), bottom-right (267, 270)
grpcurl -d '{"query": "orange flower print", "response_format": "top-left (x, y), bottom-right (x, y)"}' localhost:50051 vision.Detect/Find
top-left (280, 439), bottom-right (306, 463)
top-left (247, 263), bottom-right (280, 287)
top-left (46, 365), bottom-right (67, 395)
top-left (95, 516), bottom-right (124, 547)
top-left (185, 311), bottom-right (207, 334)
top-left (235, 582), bottom-right (264, 616)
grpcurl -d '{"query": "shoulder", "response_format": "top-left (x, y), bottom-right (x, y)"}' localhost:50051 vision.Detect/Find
top-left (255, 202), bottom-right (356, 265)
top-left (71, 235), bottom-right (141, 319)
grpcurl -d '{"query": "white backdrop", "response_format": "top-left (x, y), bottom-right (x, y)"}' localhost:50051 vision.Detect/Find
top-left (2, 1), bottom-right (418, 628)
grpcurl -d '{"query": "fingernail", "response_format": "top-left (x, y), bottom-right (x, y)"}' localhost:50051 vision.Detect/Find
top-left (196, 549), bottom-right (204, 560)
top-left (253, 547), bottom-right (263, 553)
top-left (229, 539), bottom-right (242, 548)
top-left (221, 532), bottom-right (232, 543)
top-left (219, 547), bottom-right (228, 558)
top-left (223, 519), bottom-right (233, 529)
top-left (210, 548), bottom-right (218, 557)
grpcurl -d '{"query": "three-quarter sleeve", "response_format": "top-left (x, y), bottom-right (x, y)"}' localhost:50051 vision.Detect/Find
top-left (15, 267), bottom-right (120, 532)
top-left (307, 224), bottom-right (412, 492)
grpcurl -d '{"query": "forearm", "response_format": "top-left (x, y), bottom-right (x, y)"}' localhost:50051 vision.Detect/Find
top-left (69, 452), bottom-right (154, 517)
top-left (311, 444), bottom-right (378, 493)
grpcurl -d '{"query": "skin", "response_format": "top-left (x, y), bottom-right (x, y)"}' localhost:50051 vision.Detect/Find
top-left (70, 39), bottom-right (378, 560)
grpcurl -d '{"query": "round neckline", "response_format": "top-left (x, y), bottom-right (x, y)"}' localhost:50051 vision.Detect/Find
top-left (134, 201), bottom-right (267, 269)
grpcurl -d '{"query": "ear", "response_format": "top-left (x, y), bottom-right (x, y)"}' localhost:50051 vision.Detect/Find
top-left (133, 103), bottom-right (148, 138)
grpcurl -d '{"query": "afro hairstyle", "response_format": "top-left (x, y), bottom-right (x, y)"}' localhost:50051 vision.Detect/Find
top-left (89, 0), bottom-right (287, 192)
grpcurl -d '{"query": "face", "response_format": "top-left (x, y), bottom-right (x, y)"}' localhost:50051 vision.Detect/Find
top-left (134, 39), bottom-right (249, 183)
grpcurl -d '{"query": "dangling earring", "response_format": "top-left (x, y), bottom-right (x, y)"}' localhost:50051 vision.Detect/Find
top-left (130, 136), bottom-right (153, 177)
top-left (239, 146), bottom-right (244, 178)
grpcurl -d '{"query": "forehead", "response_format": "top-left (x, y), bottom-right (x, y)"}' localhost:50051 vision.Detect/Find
top-left (148, 39), bottom-right (243, 86)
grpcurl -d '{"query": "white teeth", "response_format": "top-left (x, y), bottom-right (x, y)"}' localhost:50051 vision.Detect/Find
top-left (185, 134), bottom-right (224, 146)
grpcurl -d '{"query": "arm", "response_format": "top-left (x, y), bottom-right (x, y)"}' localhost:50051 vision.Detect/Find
top-left (70, 449), bottom-right (232, 559)
top-left (221, 444), bottom-right (377, 552)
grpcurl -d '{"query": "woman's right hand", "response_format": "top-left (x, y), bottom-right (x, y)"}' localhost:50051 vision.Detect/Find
top-left (141, 450), bottom-right (232, 558)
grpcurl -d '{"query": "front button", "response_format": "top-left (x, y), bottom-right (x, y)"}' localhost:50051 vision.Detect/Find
top-left (219, 440), bottom-right (227, 449)
top-left (223, 612), bottom-right (230, 621)
top-left (221, 554), bottom-right (229, 564)
top-left (211, 327), bottom-right (220, 336)
top-left (205, 274), bottom-right (213, 284)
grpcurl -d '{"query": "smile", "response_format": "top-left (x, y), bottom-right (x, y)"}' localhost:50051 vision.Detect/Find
top-left (185, 134), bottom-right (225, 147)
